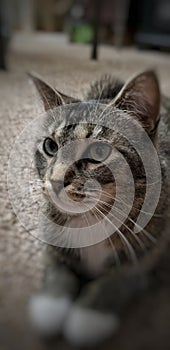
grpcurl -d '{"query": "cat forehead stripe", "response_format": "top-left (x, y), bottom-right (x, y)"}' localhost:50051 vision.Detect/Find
top-left (93, 126), bottom-right (103, 137)
top-left (55, 120), bottom-right (66, 137)
top-left (74, 125), bottom-right (89, 138)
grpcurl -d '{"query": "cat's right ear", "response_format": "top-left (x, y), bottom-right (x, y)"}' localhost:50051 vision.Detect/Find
top-left (27, 72), bottom-right (79, 111)
top-left (112, 70), bottom-right (160, 139)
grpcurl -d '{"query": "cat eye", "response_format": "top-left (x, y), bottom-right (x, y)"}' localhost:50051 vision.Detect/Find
top-left (87, 142), bottom-right (111, 162)
top-left (43, 137), bottom-right (58, 156)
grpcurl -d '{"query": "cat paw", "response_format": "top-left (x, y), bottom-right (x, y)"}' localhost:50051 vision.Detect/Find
top-left (63, 306), bottom-right (119, 346)
top-left (29, 294), bottom-right (71, 336)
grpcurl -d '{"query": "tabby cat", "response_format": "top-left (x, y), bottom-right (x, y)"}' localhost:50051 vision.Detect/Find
top-left (29, 70), bottom-right (170, 346)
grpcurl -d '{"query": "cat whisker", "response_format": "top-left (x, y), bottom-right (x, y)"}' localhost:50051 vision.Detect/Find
top-left (86, 203), bottom-right (121, 267)
top-left (95, 201), bottom-right (146, 252)
top-left (81, 202), bottom-right (118, 264)
top-left (97, 101), bottom-right (113, 123)
top-left (93, 205), bottom-right (137, 264)
top-left (85, 102), bottom-right (95, 125)
top-left (86, 191), bottom-right (157, 246)
top-left (87, 195), bottom-right (145, 251)
top-left (112, 198), bottom-right (158, 244)
top-left (128, 219), bottom-right (157, 244)
top-left (92, 83), bottom-right (105, 116)
top-left (86, 188), bottom-right (162, 218)
top-left (114, 195), bottom-right (163, 218)
top-left (115, 207), bottom-right (158, 245)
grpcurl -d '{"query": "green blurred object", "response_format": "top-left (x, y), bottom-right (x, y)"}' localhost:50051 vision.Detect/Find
top-left (70, 23), bottom-right (94, 43)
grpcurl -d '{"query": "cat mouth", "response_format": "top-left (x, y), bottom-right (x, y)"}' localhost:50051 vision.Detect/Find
top-left (66, 190), bottom-right (86, 202)
top-left (43, 180), bottom-right (115, 222)
top-left (43, 183), bottom-right (94, 216)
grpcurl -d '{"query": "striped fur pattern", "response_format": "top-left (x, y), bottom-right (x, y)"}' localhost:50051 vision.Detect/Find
top-left (29, 71), bottom-right (170, 345)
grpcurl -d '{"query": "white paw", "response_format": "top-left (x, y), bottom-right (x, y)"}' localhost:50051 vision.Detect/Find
top-left (29, 295), bottom-right (71, 336)
top-left (63, 306), bottom-right (119, 346)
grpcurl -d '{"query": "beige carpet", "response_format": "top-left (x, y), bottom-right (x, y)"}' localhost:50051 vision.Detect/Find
top-left (1, 32), bottom-right (170, 350)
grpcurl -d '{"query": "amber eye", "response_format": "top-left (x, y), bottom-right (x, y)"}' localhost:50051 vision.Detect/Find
top-left (88, 142), bottom-right (111, 162)
top-left (43, 137), bottom-right (58, 156)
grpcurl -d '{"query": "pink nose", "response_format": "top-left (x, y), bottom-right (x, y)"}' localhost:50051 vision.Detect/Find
top-left (50, 180), bottom-right (63, 194)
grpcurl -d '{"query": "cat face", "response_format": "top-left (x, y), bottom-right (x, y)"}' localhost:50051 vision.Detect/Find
top-left (31, 70), bottom-right (161, 257)
top-left (35, 102), bottom-right (140, 223)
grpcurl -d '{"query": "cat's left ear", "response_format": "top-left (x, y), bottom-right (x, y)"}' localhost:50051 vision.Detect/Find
top-left (113, 70), bottom-right (160, 138)
top-left (28, 72), bottom-right (80, 111)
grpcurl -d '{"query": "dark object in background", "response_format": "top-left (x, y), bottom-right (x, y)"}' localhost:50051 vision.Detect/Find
top-left (135, 0), bottom-right (170, 49)
top-left (91, 0), bottom-right (102, 60)
top-left (0, 0), bottom-right (12, 70)
top-left (0, 4), bottom-right (6, 70)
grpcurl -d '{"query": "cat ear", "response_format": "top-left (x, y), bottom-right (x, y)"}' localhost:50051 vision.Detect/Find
top-left (113, 70), bottom-right (160, 137)
top-left (28, 72), bottom-right (80, 110)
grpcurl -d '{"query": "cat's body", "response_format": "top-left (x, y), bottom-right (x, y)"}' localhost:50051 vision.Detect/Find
top-left (29, 71), bottom-right (170, 346)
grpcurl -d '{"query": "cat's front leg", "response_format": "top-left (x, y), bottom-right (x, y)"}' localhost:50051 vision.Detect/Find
top-left (29, 246), bottom-right (79, 337)
top-left (63, 268), bottom-right (148, 346)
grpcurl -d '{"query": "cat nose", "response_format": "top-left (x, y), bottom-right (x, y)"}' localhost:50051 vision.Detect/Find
top-left (50, 180), bottom-right (63, 194)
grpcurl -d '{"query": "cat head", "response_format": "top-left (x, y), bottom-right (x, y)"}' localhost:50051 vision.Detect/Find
top-left (30, 70), bottom-right (161, 253)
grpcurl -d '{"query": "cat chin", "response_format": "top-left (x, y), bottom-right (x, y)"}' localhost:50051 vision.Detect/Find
top-left (63, 306), bottom-right (119, 346)
top-left (46, 194), bottom-right (90, 218)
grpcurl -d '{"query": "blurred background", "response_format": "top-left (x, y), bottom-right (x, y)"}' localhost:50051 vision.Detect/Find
top-left (0, 0), bottom-right (170, 69)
